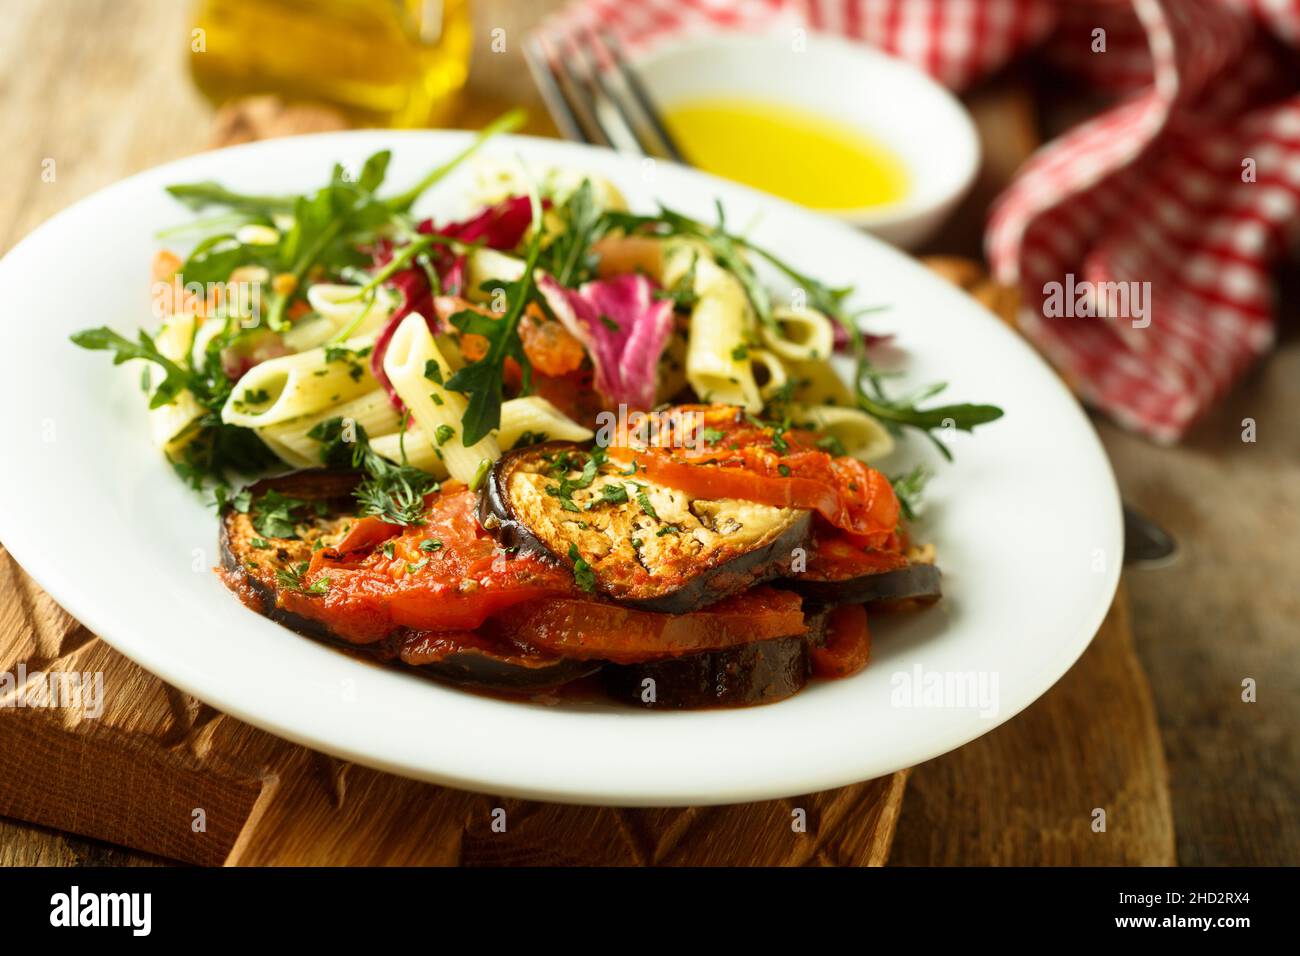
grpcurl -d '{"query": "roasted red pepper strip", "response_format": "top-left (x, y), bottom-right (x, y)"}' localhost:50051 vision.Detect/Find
top-left (290, 487), bottom-right (579, 643)
top-left (495, 586), bottom-right (806, 664)
top-left (810, 603), bottom-right (871, 678)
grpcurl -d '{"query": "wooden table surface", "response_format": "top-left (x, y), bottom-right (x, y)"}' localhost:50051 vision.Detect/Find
top-left (1, 0), bottom-right (1295, 867)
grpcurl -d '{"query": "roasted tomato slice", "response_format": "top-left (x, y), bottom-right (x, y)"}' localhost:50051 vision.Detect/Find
top-left (804, 526), bottom-right (910, 580)
top-left (287, 487), bottom-right (580, 643)
top-left (608, 405), bottom-right (900, 544)
top-left (494, 586), bottom-right (806, 664)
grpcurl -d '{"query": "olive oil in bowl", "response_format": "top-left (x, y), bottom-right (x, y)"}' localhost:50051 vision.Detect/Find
top-left (663, 98), bottom-right (909, 212)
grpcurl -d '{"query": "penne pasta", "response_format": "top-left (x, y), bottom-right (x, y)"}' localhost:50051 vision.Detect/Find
top-left (495, 396), bottom-right (595, 448)
top-left (762, 306), bottom-right (835, 362)
top-left (282, 284), bottom-right (396, 352)
top-left (787, 357), bottom-right (857, 407)
top-left (148, 311), bottom-right (206, 457)
top-left (220, 333), bottom-right (378, 428)
top-left (795, 403), bottom-right (894, 462)
top-left (369, 395), bottom-right (590, 473)
top-left (682, 255), bottom-right (762, 412)
top-left (464, 248), bottom-right (525, 301)
top-left (369, 431), bottom-right (450, 476)
top-left (258, 389), bottom-right (404, 468)
top-left (747, 348), bottom-right (789, 400)
top-left (382, 313), bottom-right (500, 484)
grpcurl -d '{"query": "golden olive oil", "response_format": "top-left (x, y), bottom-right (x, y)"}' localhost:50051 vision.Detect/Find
top-left (664, 97), bottom-right (909, 211)
top-left (189, 0), bottom-right (472, 128)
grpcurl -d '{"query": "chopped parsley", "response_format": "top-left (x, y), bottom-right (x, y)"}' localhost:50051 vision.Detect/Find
top-left (276, 561), bottom-right (328, 595)
top-left (251, 490), bottom-right (323, 540)
top-left (568, 543), bottom-right (596, 592)
top-left (635, 487), bottom-right (659, 520)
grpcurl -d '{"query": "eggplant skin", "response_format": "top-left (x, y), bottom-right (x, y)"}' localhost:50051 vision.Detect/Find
top-left (481, 442), bottom-right (813, 614)
top-left (785, 563), bottom-right (943, 609)
top-left (218, 471), bottom-right (594, 692)
top-left (602, 627), bottom-right (820, 709)
top-left (218, 470), bottom-right (361, 645)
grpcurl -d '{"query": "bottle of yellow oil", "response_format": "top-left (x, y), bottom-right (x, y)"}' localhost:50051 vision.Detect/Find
top-left (189, 0), bottom-right (473, 128)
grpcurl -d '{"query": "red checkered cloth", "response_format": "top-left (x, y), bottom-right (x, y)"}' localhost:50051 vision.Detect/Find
top-left (537, 0), bottom-right (1300, 442)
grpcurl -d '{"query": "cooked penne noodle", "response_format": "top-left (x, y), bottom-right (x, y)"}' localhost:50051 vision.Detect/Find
top-left (788, 357), bottom-right (857, 407)
top-left (465, 248), bottom-right (525, 300)
top-left (369, 431), bottom-right (450, 476)
top-left (255, 428), bottom-right (316, 469)
top-left (220, 333), bottom-right (378, 428)
top-left (795, 403), bottom-right (894, 462)
top-left (762, 306), bottom-right (835, 362)
top-left (495, 396), bottom-right (594, 448)
top-left (747, 348), bottom-right (789, 400)
top-left (282, 284), bottom-right (396, 351)
top-left (369, 396), bottom-right (590, 473)
top-left (148, 311), bottom-right (206, 456)
top-left (683, 255), bottom-right (762, 412)
top-left (383, 314), bottom-right (500, 484)
top-left (258, 389), bottom-right (404, 468)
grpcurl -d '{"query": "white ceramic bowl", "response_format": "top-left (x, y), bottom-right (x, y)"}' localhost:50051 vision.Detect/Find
top-left (635, 32), bottom-right (981, 248)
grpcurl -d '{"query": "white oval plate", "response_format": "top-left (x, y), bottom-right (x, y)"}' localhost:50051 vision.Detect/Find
top-left (0, 132), bottom-right (1121, 806)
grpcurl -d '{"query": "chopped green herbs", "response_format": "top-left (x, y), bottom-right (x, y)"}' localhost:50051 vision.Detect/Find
top-left (275, 561), bottom-right (328, 595)
top-left (635, 487), bottom-right (659, 520)
top-left (568, 543), bottom-right (596, 592)
top-left (891, 465), bottom-right (930, 522)
top-left (309, 417), bottom-right (438, 526)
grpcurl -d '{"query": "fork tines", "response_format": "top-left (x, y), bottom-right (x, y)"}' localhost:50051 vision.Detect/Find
top-left (524, 28), bottom-right (686, 163)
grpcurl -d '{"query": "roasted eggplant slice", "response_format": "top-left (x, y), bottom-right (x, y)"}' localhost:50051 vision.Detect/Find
top-left (785, 563), bottom-right (943, 609)
top-left (603, 636), bottom-right (809, 708)
top-left (218, 470), bottom-right (363, 643)
top-left (396, 629), bottom-right (599, 690)
top-left (481, 442), bottom-right (812, 613)
top-left (602, 611), bottom-right (826, 708)
top-left (219, 472), bottom-right (592, 692)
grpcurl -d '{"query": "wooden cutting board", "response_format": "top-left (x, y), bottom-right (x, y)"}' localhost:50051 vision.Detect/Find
top-left (0, 95), bottom-right (1173, 867)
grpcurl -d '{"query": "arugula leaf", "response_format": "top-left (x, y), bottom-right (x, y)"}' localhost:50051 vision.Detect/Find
top-left (444, 184), bottom-right (546, 445)
top-left (164, 182), bottom-right (296, 216)
top-left (384, 109), bottom-right (526, 213)
top-left (539, 179), bottom-right (602, 286)
top-left (69, 327), bottom-right (197, 409)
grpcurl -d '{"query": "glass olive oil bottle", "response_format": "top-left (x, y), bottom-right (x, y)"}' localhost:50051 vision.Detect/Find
top-left (189, 0), bottom-right (473, 127)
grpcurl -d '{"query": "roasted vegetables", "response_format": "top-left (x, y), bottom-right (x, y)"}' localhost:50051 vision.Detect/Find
top-left (481, 442), bottom-right (811, 613)
top-left (217, 398), bottom-right (945, 708)
top-left (220, 472), bottom-right (590, 690)
top-left (603, 633), bottom-right (813, 708)
top-left (781, 528), bottom-right (943, 609)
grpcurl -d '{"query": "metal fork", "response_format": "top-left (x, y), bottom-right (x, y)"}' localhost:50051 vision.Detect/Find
top-left (524, 28), bottom-right (686, 162)
top-left (525, 28), bottom-right (1176, 568)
